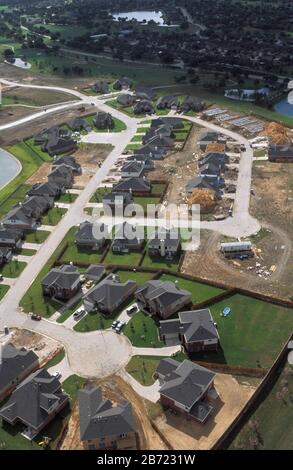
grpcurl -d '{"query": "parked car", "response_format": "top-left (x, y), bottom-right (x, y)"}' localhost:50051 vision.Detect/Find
top-left (73, 307), bottom-right (86, 320)
top-left (115, 321), bottom-right (125, 333)
top-left (126, 305), bottom-right (137, 315)
top-left (31, 314), bottom-right (41, 321)
top-left (112, 320), bottom-right (119, 329)
top-left (53, 372), bottom-right (61, 379)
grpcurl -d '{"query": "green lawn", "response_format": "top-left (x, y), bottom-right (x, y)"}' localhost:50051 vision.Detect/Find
top-left (160, 274), bottom-right (225, 304)
top-left (0, 185), bottom-right (30, 219)
top-left (142, 253), bottom-right (180, 272)
top-left (151, 183), bottom-right (167, 195)
top-left (230, 365), bottom-right (293, 450)
top-left (18, 248), bottom-right (37, 256)
top-left (25, 230), bottom-right (50, 244)
top-left (0, 285), bottom-right (10, 301)
top-left (131, 135), bottom-right (143, 142)
top-left (73, 310), bottom-right (114, 332)
top-left (86, 114), bottom-right (127, 132)
top-left (196, 294), bottom-right (293, 369)
top-left (0, 261), bottom-right (27, 278)
top-left (90, 187), bottom-right (109, 203)
top-left (104, 249), bottom-right (143, 267)
top-left (58, 227), bottom-right (105, 265)
top-left (41, 207), bottom-right (67, 226)
top-left (44, 350), bottom-right (65, 370)
top-left (137, 127), bottom-right (149, 134)
top-left (57, 193), bottom-right (78, 204)
top-left (125, 143), bottom-right (142, 151)
top-left (0, 142), bottom-right (46, 205)
top-left (24, 139), bottom-right (51, 162)
top-left (124, 311), bottom-right (164, 348)
top-left (115, 270), bottom-right (155, 286)
top-left (126, 355), bottom-right (163, 385)
top-left (133, 196), bottom-right (161, 213)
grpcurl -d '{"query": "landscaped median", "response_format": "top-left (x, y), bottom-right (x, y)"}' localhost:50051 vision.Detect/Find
top-left (0, 285), bottom-right (10, 302)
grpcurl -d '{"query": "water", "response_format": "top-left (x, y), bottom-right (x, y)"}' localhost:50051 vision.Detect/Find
top-left (0, 149), bottom-right (21, 190)
top-left (113, 10), bottom-right (165, 25)
top-left (274, 97), bottom-right (293, 118)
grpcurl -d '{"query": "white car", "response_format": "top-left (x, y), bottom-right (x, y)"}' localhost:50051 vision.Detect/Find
top-left (115, 321), bottom-right (125, 333)
top-left (53, 372), bottom-right (61, 379)
top-left (73, 307), bottom-right (86, 320)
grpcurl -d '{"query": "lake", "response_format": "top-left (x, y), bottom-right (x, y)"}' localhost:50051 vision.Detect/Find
top-left (113, 10), bottom-right (165, 25)
top-left (0, 148), bottom-right (21, 190)
top-left (274, 97), bottom-right (293, 118)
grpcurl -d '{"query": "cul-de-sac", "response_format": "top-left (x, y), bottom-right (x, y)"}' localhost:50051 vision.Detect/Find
top-left (0, 0), bottom-right (292, 453)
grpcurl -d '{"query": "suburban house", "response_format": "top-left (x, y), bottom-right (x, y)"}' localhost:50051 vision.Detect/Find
top-left (268, 144), bottom-right (293, 162)
top-left (197, 132), bottom-right (221, 151)
top-left (117, 94), bottom-right (136, 107)
top-left (67, 117), bottom-right (92, 133)
top-left (42, 135), bottom-right (77, 157)
top-left (199, 161), bottom-right (223, 177)
top-left (34, 126), bottom-right (70, 146)
top-left (148, 229), bottom-right (181, 261)
top-left (0, 344), bottom-right (39, 401)
top-left (84, 265), bottom-right (105, 282)
top-left (157, 95), bottom-right (179, 110)
top-left (52, 155), bottom-right (81, 174)
top-left (0, 229), bottom-right (23, 250)
top-left (113, 77), bottom-right (133, 90)
top-left (94, 112), bottom-right (114, 129)
top-left (83, 274), bottom-right (137, 315)
top-left (133, 100), bottom-right (155, 115)
top-left (185, 175), bottom-right (223, 196)
top-left (27, 181), bottom-right (64, 198)
top-left (92, 80), bottom-right (109, 94)
top-left (75, 221), bottom-right (108, 251)
top-left (79, 386), bottom-right (137, 450)
top-left (0, 246), bottom-right (12, 266)
top-left (134, 85), bottom-right (156, 101)
top-left (151, 117), bottom-right (184, 130)
top-left (180, 96), bottom-right (205, 113)
top-left (2, 206), bottom-right (37, 232)
top-left (0, 368), bottom-right (69, 440)
top-left (120, 161), bottom-right (145, 178)
top-left (22, 196), bottom-right (53, 219)
top-left (42, 264), bottom-right (81, 301)
top-left (159, 308), bottom-right (219, 352)
top-left (134, 144), bottom-right (166, 160)
top-left (156, 359), bottom-right (216, 423)
top-left (112, 222), bottom-right (144, 253)
top-left (136, 280), bottom-right (192, 320)
top-left (198, 152), bottom-right (227, 169)
top-left (48, 164), bottom-right (74, 189)
top-left (142, 126), bottom-right (173, 145)
top-left (102, 191), bottom-right (134, 214)
top-left (127, 155), bottom-right (155, 170)
top-left (113, 177), bottom-right (152, 194)
top-left (146, 135), bottom-right (175, 149)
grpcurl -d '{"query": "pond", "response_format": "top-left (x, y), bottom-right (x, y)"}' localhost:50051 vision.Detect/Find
top-left (274, 96), bottom-right (293, 118)
top-left (113, 10), bottom-right (165, 25)
top-left (0, 148), bottom-right (21, 190)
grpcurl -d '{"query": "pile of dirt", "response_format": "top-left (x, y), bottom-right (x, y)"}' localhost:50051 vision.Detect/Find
top-left (185, 188), bottom-right (216, 212)
top-left (206, 142), bottom-right (226, 153)
top-left (262, 122), bottom-right (291, 145)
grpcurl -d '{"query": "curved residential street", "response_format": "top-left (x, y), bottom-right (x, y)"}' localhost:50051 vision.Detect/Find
top-left (0, 77), bottom-right (261, 390)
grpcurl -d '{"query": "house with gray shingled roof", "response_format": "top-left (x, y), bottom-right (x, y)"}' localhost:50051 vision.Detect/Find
top-left (0, 344), bottom-right (39, 401)
top-left (156, 359), bottom-right (216, 423)
top-left (42, 264), bottom-right (81, 301)
top-left (76, 221), bottom-right (108, 251)
top-left (79, 386), bottom-right (137, 450)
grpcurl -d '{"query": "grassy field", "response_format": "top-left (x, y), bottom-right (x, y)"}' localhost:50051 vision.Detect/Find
top-left (0, 261), bottom-right (27, 278)
top-left (123, 311), bottom-right (164, 348)
top-left (57, 193), bottom-right (78, 204)
top-left (196, 294), bottom-right (293, 369)
top-left (41, 207), bottom-right (67, 226)
top-left (104, 249), bottom-right (143, 267)
top-left (0, 284), bottom-right (10, 302)
top-left (115, 270), bottom-right (155, 286)
top-left (73, 310), bottom-right (114, 332)
top-left (230, 365), bottom-right (293, 450)
top-left (142, 253), bottom-right (180, 271)
top-left (126, 355), bottom-right (163, 385)
top-left (25, 230), bottom-right (50, 244)
top-left (160, 273), bottom-right (225, 304)
top-left (18, 248), bottom-right (37, 256)
top-left (90, 187), bottom-right (109, 203)
top-left (151, 183), bottom-right (167, 195)
top-left (24, 139), bottom-right (51, 162)
top-left (58, 227), bottom-right (105, 265)
top-left (0, 184), bottom-right (30, 219)
top-left (133, 196), bottom-right (161, 213)
top-left (0, 142), bottom-right (45, 207)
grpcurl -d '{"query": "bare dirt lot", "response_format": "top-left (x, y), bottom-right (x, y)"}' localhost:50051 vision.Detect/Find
top-left (3, 328), bottom-right (61, 365)
top-left (153, 373), bottom-right (257, 450)
top-left (2, 86), bottom-right (76, 107)
top-left (61, 375), bottom-right (168, 450)
top-left (73, 144), bottom-right (113, 188)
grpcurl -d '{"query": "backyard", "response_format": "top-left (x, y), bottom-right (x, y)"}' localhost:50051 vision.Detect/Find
top-left (160, 273), bottom-right (225, 304)
top-left (58, 227), bottom-right (106, 265)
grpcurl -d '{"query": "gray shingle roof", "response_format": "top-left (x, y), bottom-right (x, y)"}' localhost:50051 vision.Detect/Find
top-left (113, 177), bottom-right (151, 193)
top-left (0, 344), bottom-right (38, 395)
top-left (179, 309), bottom-right (219, 343)
top-left (79, 387), bottom-right (135, 441)
top-left (136, 280), bottom-right (191, 308)
top-left (83, 275), bottom-right (137, 312)
top-left (42, 264), bottom-right (80, 290)
top-left (158, 359), bottom-right (215, 410)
